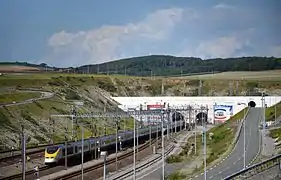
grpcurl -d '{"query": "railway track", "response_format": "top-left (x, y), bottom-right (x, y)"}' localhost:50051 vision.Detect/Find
top-left (53, 138), bottom-right (159, 180)
top-left (1, 138), bottom-right (158, 180)
top-left (0, 165), bottom-right (51, 180)
top-left (0, 151), bottom-right (44, 168)
top-left (111, 145), bottom-right (175, 180)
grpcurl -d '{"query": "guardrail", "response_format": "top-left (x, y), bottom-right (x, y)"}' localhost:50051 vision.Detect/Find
top-left (224, 153), bottom-right (281, 179)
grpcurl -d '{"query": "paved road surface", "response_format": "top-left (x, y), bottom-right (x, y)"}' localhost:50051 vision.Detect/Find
top-left (192, 107), bottom-right (262, 180)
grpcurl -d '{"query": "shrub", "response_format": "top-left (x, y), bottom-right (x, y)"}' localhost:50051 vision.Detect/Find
top-left (166, 154), bottom-right (182, 163)
top-left (166, 172), bottom-right (187, 180)
top-left (65, 89), bottom-right (80, 100)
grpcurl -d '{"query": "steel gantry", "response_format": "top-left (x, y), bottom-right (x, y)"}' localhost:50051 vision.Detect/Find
top-left (49, 103), bottom-right (208, 179)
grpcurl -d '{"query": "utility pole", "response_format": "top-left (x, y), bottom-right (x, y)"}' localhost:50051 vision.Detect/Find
top-left (148, 115), bottom-right (152, 148)
top-left (161, 109), bottom-right (165, 180)
top-left (21, 125), bottom-right (26, 180)
top-left (161, 80), bottom-right (164, 95)
top-left (115, 118), bottom-right (118, 170)
top-left (243, 105), bottom-right (246, 169)
top-left (136, 107), bottom-right (140, 161)
top-left (64, 127), bottom-right (68, 170)
top-left (194, 110), bottom-right (197, 155)
top-left (81, 125), bottom-right (84, 180)
top-left (71, 105), bottom-right (74, 141)
top-left (203, 124), bottom-right (207, 180)
top-left (133, 109), bottom-right (136, 180)
top-left (275, 96), bottom-right (277, 123)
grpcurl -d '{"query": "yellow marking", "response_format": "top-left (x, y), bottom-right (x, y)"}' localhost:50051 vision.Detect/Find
top-left (44, 148), bottom-right (60, 159)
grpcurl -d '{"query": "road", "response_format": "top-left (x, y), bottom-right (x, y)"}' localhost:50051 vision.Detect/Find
top-left (192, 107), bottom-right (262, 180)
top-left (0, 90), bottom-right (54, 108)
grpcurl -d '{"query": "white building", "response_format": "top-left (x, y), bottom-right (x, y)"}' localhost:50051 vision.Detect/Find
top-left (112, 96), bottom-right (281, 124)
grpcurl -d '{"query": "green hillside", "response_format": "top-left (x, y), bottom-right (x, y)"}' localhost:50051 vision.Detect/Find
top-left (76, 55), bottom-right (281, 76)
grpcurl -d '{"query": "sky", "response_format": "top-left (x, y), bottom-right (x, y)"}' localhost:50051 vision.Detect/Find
top-left (0, 0), bottom-right (281, 67)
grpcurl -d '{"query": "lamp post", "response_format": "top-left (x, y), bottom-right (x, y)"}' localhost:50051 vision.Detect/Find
top-left (101, 151), bottom-right (107, 180)
top-left (21, 125), bottom-right (26, 180)
top-left (133, 108), bottom-right (137, 180)
top-left (238, 102), bottom-right (246, 169)
top-left (203, 125), bottom-right (207, 180)
top-left (161, 109), bottom-right (165, 180)
top-left (81, 125), bottom-right (84, 180)
top-left (194, 109), bottom-right (197, 155)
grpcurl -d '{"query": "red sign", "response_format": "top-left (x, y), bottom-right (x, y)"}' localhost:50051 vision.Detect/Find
top-left (147, 104), bottom-right (164, 110)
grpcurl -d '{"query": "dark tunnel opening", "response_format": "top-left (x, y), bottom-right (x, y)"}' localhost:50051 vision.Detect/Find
top-left (172, 112), bottom-right (184, 121)
top-left (248, 101), bottom-right (256, 107)
top-left (196, 112), bottom-right (208, 125)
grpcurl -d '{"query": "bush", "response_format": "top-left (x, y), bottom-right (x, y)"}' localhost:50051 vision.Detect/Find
top-left (166, 154), bottom-right (182, 163)
top-left (166, 172), bottom-right (187, 180)
top-left (65, 89), bottom-right (80, 100)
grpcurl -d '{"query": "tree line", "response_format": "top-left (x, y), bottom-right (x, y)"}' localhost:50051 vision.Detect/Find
top-left (76, 55), bottom-right (281, 76)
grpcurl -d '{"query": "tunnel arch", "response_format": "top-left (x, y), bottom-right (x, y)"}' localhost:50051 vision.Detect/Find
top-left (196, 112), bottom-right (208, 124)
top-left (172, 111), bottom-right (184, 121)
top-left (248, 101), bottom-right (256, 107)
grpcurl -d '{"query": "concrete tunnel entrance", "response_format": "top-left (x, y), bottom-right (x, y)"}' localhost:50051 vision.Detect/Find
top-left (196, 112), bottom-right (208, 125)
top-left (172, 112), bottom-right (184, 121)
top-left (248, 101), bottom-right (256, 107)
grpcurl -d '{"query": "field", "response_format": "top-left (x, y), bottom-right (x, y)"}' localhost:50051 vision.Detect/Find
top-left (175, 70), bottom-right (281, 81)
top-left (0, 65), bottom-right (41, 72)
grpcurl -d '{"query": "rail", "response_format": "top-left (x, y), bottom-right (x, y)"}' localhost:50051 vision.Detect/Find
top-left (53, 138), bottom-right (159, 180)
top-left (111, 145), bottom-right (175, 180)
top-left (224, 153), bottom-right (281, 179)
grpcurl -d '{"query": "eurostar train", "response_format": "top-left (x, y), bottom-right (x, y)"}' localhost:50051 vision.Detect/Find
top-left (44, 120), bottom-right (186, 164)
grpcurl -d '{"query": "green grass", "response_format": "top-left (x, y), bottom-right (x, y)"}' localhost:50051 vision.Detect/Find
top-left (166, 171), bottom-right (187, 180)
top-left (269, 128), bottom-right (281, 139)
top-left (206, 107), bottom-right (248, 164)
top-left (266, 101), bottom-right (281, 122)
top-left (0, 91), bottom-right (41, 104)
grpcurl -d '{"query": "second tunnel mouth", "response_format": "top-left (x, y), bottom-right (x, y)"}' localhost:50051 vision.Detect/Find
top-left (248, 101), bottom-right (256, 107)
top-left (196, 112), bottom-right (208, 124)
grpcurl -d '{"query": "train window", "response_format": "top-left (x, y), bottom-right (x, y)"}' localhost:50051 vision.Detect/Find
top-left (75, 146), bottom-right (78, 153)
top-left (67, 147), bottom-right (73, 154)
top-left (46, 146), bottom-right (59, 154)
top-left (91, 144), bottom-right (95, 148)
top-left (84, 145), bottom-right (88, 149)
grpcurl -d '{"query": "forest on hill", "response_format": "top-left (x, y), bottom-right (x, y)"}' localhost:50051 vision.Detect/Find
top-left (77, 55), bottom-right (281, 76)
top-left (2, 55), bottom-right (281, 76)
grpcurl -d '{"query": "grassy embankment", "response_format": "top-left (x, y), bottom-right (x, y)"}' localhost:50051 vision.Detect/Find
top-left (0, 73), bottom-right (137, 149)
top-left (267, 102), bottom-right (281, 141)
top-left (0, 92), bottom-right (41, 104)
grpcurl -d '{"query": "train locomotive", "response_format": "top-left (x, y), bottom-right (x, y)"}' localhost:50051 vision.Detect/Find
top-left (44, 120), bottom-right (186, 164)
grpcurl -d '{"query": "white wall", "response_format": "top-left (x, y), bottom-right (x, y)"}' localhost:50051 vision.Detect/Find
top-left (112, 96), bottom-right (281, 124)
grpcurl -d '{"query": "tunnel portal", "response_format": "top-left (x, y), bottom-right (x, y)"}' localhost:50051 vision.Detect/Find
top-left (248, 101), bottom-right (256, 107)
top-left (196, 112), bottom-right (208, 125)
top-left (172, 111), bottom-right (184, 122)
